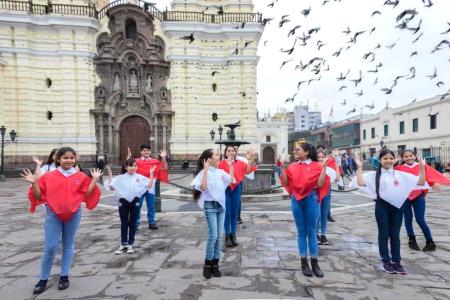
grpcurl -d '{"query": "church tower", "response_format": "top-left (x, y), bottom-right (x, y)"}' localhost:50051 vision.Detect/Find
top-left (164, 0), bottom-right (263, 159)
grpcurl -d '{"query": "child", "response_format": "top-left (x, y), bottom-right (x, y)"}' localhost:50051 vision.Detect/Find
top-left (316, 150), bottom-right (340, 245)
top-left (351, 150), bottom-right (428, 274)
top-left (21, 147), bottom-right (102, 294)
top-left (33, 148), bottom-right (58, 177)
top-left (218, 145), bottom-right (256, 248)
top-left (279, 143), bottom-right (329, 278)
top-left (191, 149), bottom-right (234, 279)
top-left (394, 150), bottom-right (450, 251)
top-left (129, 144), bottom-right (168, 230)
top-left (105, 160), bottom-right (156, 254)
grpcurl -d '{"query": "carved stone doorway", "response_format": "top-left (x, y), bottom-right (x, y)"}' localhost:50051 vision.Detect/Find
top-left (119, 116), bottom-right (151, 161)
top-left (262, 146), bottom-right (275, 164)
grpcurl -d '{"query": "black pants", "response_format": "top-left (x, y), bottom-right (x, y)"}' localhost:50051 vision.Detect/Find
top-left (118, 198), bottom-right (139, 246)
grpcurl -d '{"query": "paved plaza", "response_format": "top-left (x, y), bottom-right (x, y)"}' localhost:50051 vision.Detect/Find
top-left (0, 176), bottom-right (449, 300)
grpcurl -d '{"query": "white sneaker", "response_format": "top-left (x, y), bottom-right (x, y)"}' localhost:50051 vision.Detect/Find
top-left (115, 245), bottom-right (127, 255)
top-left (126, 245), bottom-right (134, 254)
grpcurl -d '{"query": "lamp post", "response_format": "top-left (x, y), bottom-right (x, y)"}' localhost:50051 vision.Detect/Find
top-left (0, 126), bottom-right (17, 181)
top-left (210, 114), bottom-right (224, 157)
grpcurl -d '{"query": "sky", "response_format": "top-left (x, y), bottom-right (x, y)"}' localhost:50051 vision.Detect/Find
top-left (153, 0), bottom-right (450, 122)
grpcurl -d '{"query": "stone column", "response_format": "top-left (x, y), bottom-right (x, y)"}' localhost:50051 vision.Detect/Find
top-left (162, 115), bottom-right (167, 150)
top-left (98, 117), bottom-right (105, 155)
top-left (107, 116), bottom-right (114, 155)
top-left (153, 116), bottom-right (159, 152)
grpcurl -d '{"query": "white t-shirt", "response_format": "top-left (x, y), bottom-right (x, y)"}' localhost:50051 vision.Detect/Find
top-left (191, 167), bottom-right (231, 209)
top-left (106, 173), bottom-right (152, 202)
top-left (350, 168), bottom-right (429, 208)
top-left (40, 163), bottom-right (56, 175)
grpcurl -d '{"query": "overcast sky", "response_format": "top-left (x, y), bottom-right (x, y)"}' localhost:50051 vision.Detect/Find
top-left (154, 0), bottom-right (450, 122)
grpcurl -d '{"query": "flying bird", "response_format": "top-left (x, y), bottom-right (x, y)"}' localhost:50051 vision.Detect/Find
top-left (301, 7), bottom-right (311, 17)
top-left (442, 22), bottom-right (450, 35)
top-left (180, 33), bottom-right (195, 44)
top-left (341, 99), bottom-right (347, 106)
top-left (372, 10), bottom-right (382, 17)
top-left (288, 25), bottom-right (301, 37)
top-left (280, 59), bottom-right (292, 70)
top-left (339, 85), bottom-right (348, 92)
top-left (384, 0), bottom-right (400, 8)
top-left (436, 81), bottom-right (444, 87)
top-left (365, 102), bottom-right (375, 109)
top-left (346, 106), bottom-right (356, 115)
top-left (427, 67), bottom-right (437, 79)
top-left (355, 89), bottom-right (363, 97)
top-left (285, 93), bottom-right (297, 103)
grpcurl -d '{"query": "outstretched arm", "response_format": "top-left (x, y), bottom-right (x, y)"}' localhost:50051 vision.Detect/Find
top-left (317, 158), bottom-right (328, 187)
top-left (417, 157), bottom-right (426, 186)
top-left (279, 160), bottom-right (288, 185)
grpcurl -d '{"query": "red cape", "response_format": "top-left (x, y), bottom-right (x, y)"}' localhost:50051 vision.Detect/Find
top-left (135, 157), bottom-right (169, 183)
top-left (28, 171), bottom-right (101, 222)
top-left (280, 162), bottom-right (330, 202)
top-left (219, 160), bottom-right (257, 191)
top-left (395, 164), bottom-right (450, 200)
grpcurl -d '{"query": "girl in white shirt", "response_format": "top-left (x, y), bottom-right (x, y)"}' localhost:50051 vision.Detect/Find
top-left (351, 149), bottom-right (427, 275)
top-left (191, 149), bottom-right (234, 279)
top-left (33, 149), bottom-right (58, 178)
top-left (106, 159), bottom-right (155, 255)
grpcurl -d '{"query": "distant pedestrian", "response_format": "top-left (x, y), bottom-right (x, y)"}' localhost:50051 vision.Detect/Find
top-left (191, 149), bottom-right (234, 279)
top-left (371, 155), bottom-right (380, 170)
top-left (351, 150), bottom-right (428, 275)
top-left (105, 161), bottom-right (156, 255)
top-left (21, 147), bottom-right (102, 295)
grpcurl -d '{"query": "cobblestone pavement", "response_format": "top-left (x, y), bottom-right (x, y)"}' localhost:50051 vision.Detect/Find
top-left (0, 178), bottom-right (449, 300)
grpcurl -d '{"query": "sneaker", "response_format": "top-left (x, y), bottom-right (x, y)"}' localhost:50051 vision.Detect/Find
top-left (317, 235), bottom-right (322, 245)
top-left (382, 262), bottom-right (397, 274)
top-left (126, 245), bottom-right (134, 254)
top-left (327, 215), bottom-right (336, 222)
top-left (321, 235), bottom-right (330, 245)
top-left (392, 262), bottom-right (407, 275)
top-left (148, 223), bottom-right (158, 230)
top-left (115, 245), bottom-right (128, 255)
top-left (238, 217), bottom-right (243, 224)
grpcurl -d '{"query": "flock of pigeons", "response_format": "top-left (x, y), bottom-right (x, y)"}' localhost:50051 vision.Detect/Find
top-left (259, 0), bottom-right (450, 116)
top-left (177, 0), bottom-right (450, 117)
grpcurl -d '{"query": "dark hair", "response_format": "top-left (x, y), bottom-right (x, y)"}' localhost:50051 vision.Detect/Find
top-left (316, 149), bottom-right (327, 157)
top-left (140, 144), bottom-right (151, 151)
top-left (223, 145), bottom-right (236, 159)
top-left (299, 143), bottom-right (318, 162)
top-left (46, 148), bottom-right (58, 166)
top-left (193, 149), bottom-right (214, 200)
top-left (55, 147), bottom-right (77, 167)
top-left (121, 158), bottom-right (136, 174)
top-left (375, 149), bottom-right (396, 199)
top-left (400, 149), bottom-right (416, 160)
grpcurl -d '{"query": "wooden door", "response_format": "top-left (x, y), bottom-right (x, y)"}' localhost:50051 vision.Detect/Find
top-left (119, 116), bottom-right (151, 161)
top-left (262, 146), bottom-right (275, 164)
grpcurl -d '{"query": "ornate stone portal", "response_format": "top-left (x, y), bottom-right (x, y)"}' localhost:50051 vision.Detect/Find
top-left (92, 4), bottom-right (172, 162)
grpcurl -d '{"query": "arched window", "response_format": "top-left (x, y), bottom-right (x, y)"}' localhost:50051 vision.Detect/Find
top-left (125, 18), bottom-right (137, 40)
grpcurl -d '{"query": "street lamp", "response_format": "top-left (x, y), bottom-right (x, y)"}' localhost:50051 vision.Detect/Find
top-left (0, 126), bottom-right (17, 181)
top-left (210, 115), bottom-right (224, 156)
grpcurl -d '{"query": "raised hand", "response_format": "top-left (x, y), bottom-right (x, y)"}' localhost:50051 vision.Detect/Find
top-left (417, 156), bottom-right (426, 166)
top-left (90, 168), bottom-right (103, 179)
top-left (127, 147), bottom-right (132, 159)
top-left (160, 150), bottom-right (167, 158)
top-left (354, 154), bottom-right (363, 169)
top-left (321, 156), bottom-right (330, 167)
top-left (203, 158), bottom-right (212, 170)
top-left (433, 183), bottom-right (441, 193)
top-left (21, 169), bottom-right (37, 184)
top-left (226, 158), bottom-right (234, 167)
top-left (246, 148), bottom-right (256, 161)
top-left (32, 156), bottom-right (43, 166)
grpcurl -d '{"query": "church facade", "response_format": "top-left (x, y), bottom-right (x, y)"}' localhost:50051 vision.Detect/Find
top-left (0, 0), bottom-right (263, 165)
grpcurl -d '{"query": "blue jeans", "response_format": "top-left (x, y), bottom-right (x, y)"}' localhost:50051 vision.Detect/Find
top-left (404, 195), bottom-right (433, 241)
top-left (204, 201), bottom-right (225, 260)
top-left (118, 198), bottom-right (140, 246)
top-left (136, 191), bottom-right (155, 226)
top-left (224, 184), bottom-right (242, 235)
top-left (40, 206), bottom-right (81, 280)
top-left (291, 192), bottom-right (320, 258)
top-left (317, 191), bottom-right (331, 235)
top-left (375, 199), bottom-right (405, 263)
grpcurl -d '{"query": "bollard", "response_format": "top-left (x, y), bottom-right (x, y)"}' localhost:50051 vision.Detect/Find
top-left (155, 180), bottom-right (161, 212)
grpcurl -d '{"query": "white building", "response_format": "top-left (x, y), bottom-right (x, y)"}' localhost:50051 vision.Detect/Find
top-left (256, 112), bottom-right (289, 164)
top-left (293, 105), bottom-right (322, 132)
top-left (360, 95), bottom-right (450, 163)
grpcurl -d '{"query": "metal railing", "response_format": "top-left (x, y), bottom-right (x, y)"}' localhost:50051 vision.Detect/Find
top-left (1, 0), bottom-right (97, 17)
